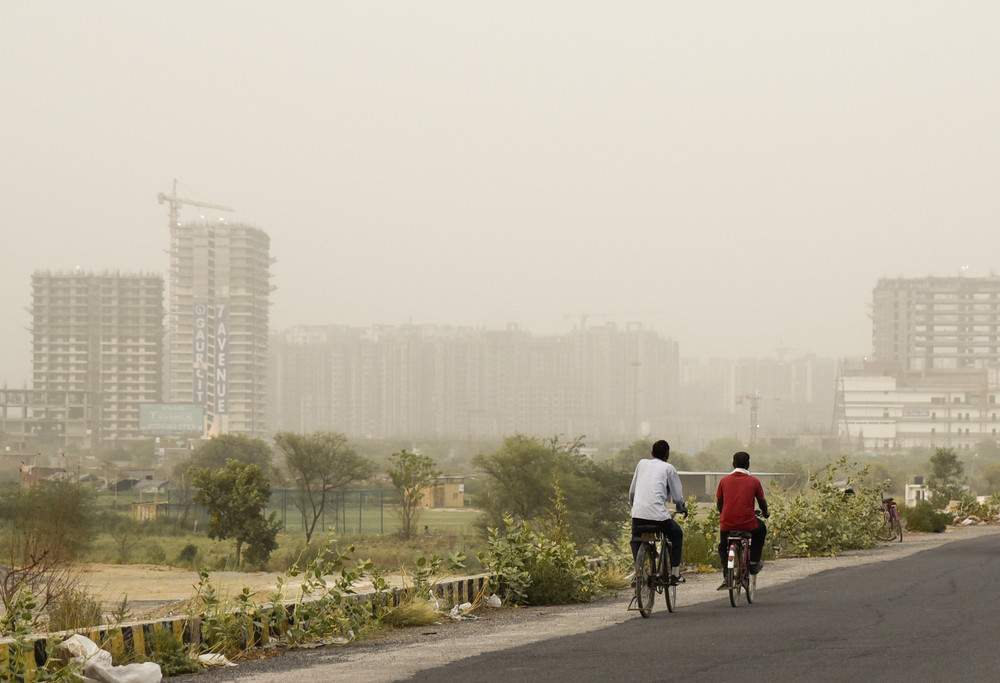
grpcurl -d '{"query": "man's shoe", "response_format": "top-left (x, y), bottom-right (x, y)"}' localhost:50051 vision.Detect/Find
top-left (717, 581), bottom-right (730, 591)
top-left (667, 575), bottom-right (683, 587)
top-left (750, 561), bottom-right (763, 575)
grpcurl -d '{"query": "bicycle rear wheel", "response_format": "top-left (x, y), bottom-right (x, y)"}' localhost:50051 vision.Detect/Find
top-left (635, 543), bottom-right (656, 617)
top-left (892, 510), bottom-right (903, 542)
top-left (663, 545), bottom-right (675, 613)
top-left (878, 510), bottom-right (896, 541)
top-left (728, 543), bottom-right (743, 607)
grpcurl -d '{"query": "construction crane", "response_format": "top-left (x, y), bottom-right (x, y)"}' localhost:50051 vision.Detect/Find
top-left (157, 178), bottom-right (234, 228)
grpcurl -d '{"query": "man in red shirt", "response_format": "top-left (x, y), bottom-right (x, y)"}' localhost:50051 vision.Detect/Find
top-left (716, 451), bottom-right (769, 589)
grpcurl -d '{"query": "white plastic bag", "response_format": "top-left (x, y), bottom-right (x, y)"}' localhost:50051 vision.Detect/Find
top-left (61, 634), bottom-right (162, 683)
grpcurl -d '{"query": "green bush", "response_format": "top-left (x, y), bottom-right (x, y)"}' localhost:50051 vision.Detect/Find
top-left (141, 540), bottom-right (167, 565)
top-left (900, 501), bottom-right (951, 533)
top-left (478, 513), bottom-right (598, 606)
top-left (955, 495), bottom-right (998, 519)
top-left (177, 543), bottom-right (199, 567)
top-left (148, 628), bottom-right (201, 676)
top-left (767, 457), bottom-right (886, 557)
top-left (678, 497), bottom-right (723, 568)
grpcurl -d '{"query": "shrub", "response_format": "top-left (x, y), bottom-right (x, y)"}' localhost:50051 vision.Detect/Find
top-left (678, 497), bottom-right (723, 568)
top-left (766, 457), bottom-right (886, 557)
top-left (141, 541), bottom-right (167, 565)
top-left (478, 514), bottom-right (598, 606)
top-left (48, 588), bottom-right (104, 631)
top-left (148, 628), bottom-right (201, 676)
top-left (177, 543), bottom-right (199, 567)
top-left (955, 495), bottom-right (998, 519)
top-left (900, 501), bottom-right (951, 533)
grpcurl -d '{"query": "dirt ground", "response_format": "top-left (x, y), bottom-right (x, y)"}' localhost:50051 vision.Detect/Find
top-left (76, 564), bottom-right (292, 617)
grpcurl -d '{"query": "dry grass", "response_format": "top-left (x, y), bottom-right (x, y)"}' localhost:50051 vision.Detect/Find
top-left (380, 596), bottom-right (442, 628)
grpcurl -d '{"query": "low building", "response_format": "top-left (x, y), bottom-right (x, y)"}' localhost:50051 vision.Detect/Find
top-left (837, 369), bottom-right (1000, 451)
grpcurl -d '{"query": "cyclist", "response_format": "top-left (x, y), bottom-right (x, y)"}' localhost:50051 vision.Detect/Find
top-left (716, 451), bottom-right (769, 589)
top-left (629, 439), bottom-right (686, 586)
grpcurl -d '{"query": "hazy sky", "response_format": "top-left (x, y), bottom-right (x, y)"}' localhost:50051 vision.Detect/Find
top-left (3, 2), bottom-right (999, 385)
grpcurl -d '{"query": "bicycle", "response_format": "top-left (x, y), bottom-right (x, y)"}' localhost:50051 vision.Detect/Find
top-left (628, 524), bottom-right (678, 617)
top-left (720, 515), bottom-right (762, 608)
top-left (879, 495), bottom-right (903, 542)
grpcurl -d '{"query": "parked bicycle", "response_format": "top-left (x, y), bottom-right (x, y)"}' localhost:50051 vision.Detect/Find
top-left (879, 495), bottom-right (903, 542)
top-left (719, 513), bottom-right (762, 608)
top-left (628, 524), bottom-right (678, 617)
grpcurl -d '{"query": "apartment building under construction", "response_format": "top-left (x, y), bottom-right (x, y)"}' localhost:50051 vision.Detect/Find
top-left (166, 222), bottom-right (271, 437)
top-left (28, 271), bottom-right (164, 446)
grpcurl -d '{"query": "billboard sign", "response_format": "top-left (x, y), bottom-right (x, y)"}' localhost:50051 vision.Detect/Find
top-left (214, 301), bottom-right (229, 414)
top-left (139, 403), bottom-right (204, 434)
top-left (193, 302), bottom-right (209, 405)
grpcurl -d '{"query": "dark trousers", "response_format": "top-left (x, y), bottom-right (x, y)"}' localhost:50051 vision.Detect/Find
top-left (718, 518), bottom-right (767, 567)
top-left (631, 517), bottom-right (683, 571)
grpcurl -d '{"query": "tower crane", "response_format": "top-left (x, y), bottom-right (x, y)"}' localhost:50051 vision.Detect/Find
top-left (157, 178), bottom-right (234, 228)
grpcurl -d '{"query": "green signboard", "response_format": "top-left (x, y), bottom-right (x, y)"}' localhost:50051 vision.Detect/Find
top-left (139, 404), bottom-right (204, 434)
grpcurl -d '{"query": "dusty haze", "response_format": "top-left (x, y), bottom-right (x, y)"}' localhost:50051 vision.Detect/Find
top-left (3, 2), bottom-right (999, 385)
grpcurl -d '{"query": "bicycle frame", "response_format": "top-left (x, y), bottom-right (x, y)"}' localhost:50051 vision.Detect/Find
top-left (880, 496), bottom-right (903, 542)
top-left (725, 531), bottom-right (755, 607)
top-left (629, 527), bottom-right (676, 617)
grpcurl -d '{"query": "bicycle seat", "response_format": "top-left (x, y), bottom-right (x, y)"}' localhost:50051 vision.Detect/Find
top-left (726, 530), bottom-right (753, 540)
top-left (634, 524), bottom-right (663, 535)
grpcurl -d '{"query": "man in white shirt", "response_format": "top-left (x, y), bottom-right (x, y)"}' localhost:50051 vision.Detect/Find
top-left (629, 439), bottom-right (686, 585)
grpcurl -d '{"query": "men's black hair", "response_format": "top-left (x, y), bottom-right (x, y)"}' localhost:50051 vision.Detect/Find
top-left (733, 451), bottom-right (750, 469)
top-left (652, 440), bottom-right (670, 461)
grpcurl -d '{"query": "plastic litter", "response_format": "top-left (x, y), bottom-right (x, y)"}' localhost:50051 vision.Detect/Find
top-left (198, 653), bottom-right (237, 668)
top-left (61, 634), bottom-right (162, 683)
top-left (448, 601), bottom-right (478, 620)
top-left (485, 594), bottom-right (502, 608)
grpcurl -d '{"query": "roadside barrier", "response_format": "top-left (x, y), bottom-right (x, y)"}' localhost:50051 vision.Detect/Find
top-left (0, 572), bottom-right (491, 679)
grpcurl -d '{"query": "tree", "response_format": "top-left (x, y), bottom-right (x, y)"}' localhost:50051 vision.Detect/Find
top-left (274, 431), bottom-right (375, 543)
top-left (189, 434), bottom-right (276, 476)
top-left (981, 462), bottom-right (1000, 493)
top-left (190, 460), bottom-right (281, 568)
top-left (611, 440), bottom-right (654, 472)
top-left (0, 481), bottom-right (95, 613)
top-left (973, 438), bottom-right (1000, 459)
top-left (473, 434), bottom-right (630, 547)
top-left (387, 450), bottom-right (441, 538)
top-left (926, 447), bottom-right (966, 507)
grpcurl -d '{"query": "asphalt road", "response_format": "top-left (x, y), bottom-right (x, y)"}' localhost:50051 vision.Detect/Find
top-left (184, 527), bottom-right (1000, 682)
top-left (410, 534), bottom-right (1000, 682)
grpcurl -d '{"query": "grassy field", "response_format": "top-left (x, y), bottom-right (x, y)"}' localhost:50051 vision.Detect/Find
top-left (82, 503), bottom-right (485, 574)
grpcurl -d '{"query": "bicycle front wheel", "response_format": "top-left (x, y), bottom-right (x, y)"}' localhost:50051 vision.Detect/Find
top-left (728, 544), bottom-right (743, 607)
top-left (746, 572), bottom-right (756, 603)
top-left (635, 543), bottom-right (656, 617)
top-left (892, 511), bottom-right (904, 542)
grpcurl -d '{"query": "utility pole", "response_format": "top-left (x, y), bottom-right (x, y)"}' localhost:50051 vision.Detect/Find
top-left (738, 392), bottom-right (762, 445)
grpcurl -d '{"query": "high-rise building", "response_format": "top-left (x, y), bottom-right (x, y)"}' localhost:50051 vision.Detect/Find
top-left (872, 275), bottom-right (1000, 375)
top-left (838, 275), bottom-right (1000, 450)
top-left (29, 271), bottom-right (163, 446)
top-left (167, 222), bottom-right (271, 437)
top-left (268, 323), bottom-right (680, 441)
